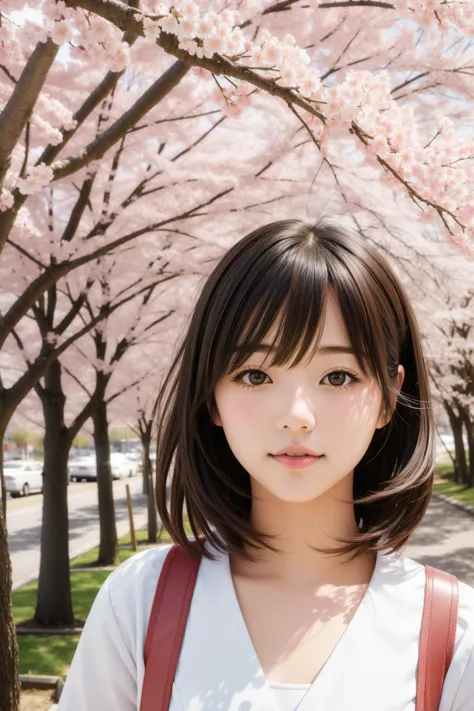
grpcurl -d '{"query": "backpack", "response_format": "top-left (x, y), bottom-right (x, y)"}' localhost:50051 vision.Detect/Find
top-left (140, 544), bottom-right (459, 711)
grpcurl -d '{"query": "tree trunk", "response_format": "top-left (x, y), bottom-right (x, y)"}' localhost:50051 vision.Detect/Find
top-left (34, 359), bottom-right (74, 626)
top-left (143, 438), bottom-right (158, 543)
top-left (142, 455), bottom-right (149, 497)
top-left (445, 404), bottom-right (467, 484)
top-left (92, 397), bottom-right (118, 565)
top-left (0, 436), bottom-right (20, 711)
top-left (460, 408), bottom-right (474, 488)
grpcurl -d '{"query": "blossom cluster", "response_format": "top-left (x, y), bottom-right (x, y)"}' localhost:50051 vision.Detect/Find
top-left (17, 164), bottom-right (54, 196)
top-left (393, 0), bottom-right (474, 33)
top-left (2, 0), bottom-right (474, 253)
top-left (127, 0), bottom-right (474, 252)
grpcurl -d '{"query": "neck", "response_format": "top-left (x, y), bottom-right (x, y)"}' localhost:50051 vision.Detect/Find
top-left (230, 473), bottom-right (375, 587)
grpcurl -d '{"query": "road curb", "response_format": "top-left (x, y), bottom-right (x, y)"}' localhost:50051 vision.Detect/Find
top-left (432, 491), bottom-right (474, 518)
top-left (16, 625), bottom-right (85, 635)
top-left (20, 674), bottom-right (63, 708)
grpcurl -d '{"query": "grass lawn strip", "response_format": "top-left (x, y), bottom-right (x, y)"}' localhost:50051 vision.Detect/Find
top-left (14, 571), bottom-right (109, 676)
top-left (434, 460), bottom-right (474, 509)
top-left (70, 526), bottom-right (180, 568)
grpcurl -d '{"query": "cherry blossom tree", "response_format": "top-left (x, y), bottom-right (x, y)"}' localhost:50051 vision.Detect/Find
top-left (419, 273), bottom-right (474, 485)
top-left (55, 0), bottom-right (474, 253)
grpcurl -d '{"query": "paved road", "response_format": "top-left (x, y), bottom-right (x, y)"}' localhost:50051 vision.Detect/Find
top-left (404, 495), bottom-right (474, 586)
top-left (7, 477), bottom-right (148, 590)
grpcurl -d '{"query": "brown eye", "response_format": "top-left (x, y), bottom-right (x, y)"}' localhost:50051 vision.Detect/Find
top-left (328, 372), bottom-right (347, 387)
top-left (322, 370), bottom-right (359, 388)
top-left (233, 369), bottom-right (270, 387)
top-left (245, 370), bottom-right (268, 386)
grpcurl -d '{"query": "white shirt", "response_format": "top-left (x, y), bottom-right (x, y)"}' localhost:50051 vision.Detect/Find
top-left (269, 682), bottom-right (310, 711)
top-left (58, 542), bottom-right (474, 711)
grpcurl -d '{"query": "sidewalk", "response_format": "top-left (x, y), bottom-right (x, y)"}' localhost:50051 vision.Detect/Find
top-left (404, 495), bottom-right (474, 586)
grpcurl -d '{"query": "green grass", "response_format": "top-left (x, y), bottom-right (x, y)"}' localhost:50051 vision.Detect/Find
top-left (435, 460), bottom-right (456, 478)
top-left (434, 460), bottom-right (474, 507)
top-left (18, 634), bottom-right (81, 677)
top-left (13, 571), bottom-right (110, 677)
top-left (71, 528), bottom-right (155, 568)
top-left (118, 528), bottom-right (151, 546)
top-left (71, 520), bottom-right (192, 568)
top-left (13, 571), bottom-right (110, 625)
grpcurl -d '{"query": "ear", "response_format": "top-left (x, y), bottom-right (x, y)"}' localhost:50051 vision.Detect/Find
top-left (376, 365), bottom-right (405, 429)
top-left (209, 399), bottom-right (222, 427)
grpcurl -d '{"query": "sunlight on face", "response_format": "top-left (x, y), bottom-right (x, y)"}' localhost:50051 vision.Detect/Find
top-left (213, 290), bottom-right (403, 504)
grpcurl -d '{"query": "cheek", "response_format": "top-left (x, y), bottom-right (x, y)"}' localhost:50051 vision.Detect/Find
top-left (322, 387), bottom-right (382, 431)
top-left (214, 385), bottom-right (258, 430)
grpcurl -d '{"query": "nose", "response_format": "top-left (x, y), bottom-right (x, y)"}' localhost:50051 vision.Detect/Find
top-left (276, 389), bottom-right (316, 432)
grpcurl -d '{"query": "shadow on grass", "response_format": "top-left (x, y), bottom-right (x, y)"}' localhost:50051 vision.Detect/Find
top-left (70, 520), bottom-right (192, 568)
top-left (18, 634), bottom-right (81, 677)
top-left (13, 572), bottom-right (111, 625)
top-left (71, 528), bottom-right (162, 568)
top-left (434, 464), bottom-right (474, 507)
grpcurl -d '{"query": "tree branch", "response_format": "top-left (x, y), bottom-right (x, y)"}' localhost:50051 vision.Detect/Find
top-left (62, 362), bottom-right (93, 398)
top-left (6, 238), bottom-right (47, 270)
top-left (37, 18), bottom-right (142, 168)
top-left (62, 176), bottom-right (95, 243)
top-left (0, 39), bottom-right (59, 183)
top-left (0, 184), bottom-right (232, 350)
top-left (10, 327), bottom-right (32, 368)
top-left (318, 1), bottom-right (394, 7)
top-left (62, 1), bottom-right (325, 122)
top-left (0, 64), bottom-right (17, 84)
top-left (50, 60), bottom-right (190, 182)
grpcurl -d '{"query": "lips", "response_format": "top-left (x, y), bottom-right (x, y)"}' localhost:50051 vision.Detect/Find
top-left (272, 446), bottom-right (322, 457)
top-left (270, 452), bottom-right (323, 469)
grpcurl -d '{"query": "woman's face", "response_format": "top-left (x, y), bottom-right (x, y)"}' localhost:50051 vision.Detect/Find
top-left (212, 290), bottom-right (404, 504)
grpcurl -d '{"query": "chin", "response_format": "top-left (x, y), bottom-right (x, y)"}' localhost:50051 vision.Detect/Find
top-left (259, 481), bottom-right (332, 504)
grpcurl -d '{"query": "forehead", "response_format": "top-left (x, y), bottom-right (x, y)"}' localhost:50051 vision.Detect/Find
top-left (262, 289), bottom-right (351, 350)
top-left (229, 287), bottom-right (360, 375)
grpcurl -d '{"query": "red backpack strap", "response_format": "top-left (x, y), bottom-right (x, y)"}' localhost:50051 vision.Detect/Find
top-left (140, 543), bottom-right (202, 711)
top-left (416, 566), bottom-right (459, 711)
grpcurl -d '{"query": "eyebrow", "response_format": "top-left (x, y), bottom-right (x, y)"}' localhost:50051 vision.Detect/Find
top-left (233, 344), bottom-right (356, 356)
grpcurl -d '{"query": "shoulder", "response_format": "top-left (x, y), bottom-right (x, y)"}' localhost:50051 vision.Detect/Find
top-left (387, 552), bottom-right (474, 616)
top-left (397, 553), bottom-right (474, 621)
top-left (105, 543), bottom-right (174, 615)
top-left (100, 544), bottom-right (174, 648)
top-left (387, 552), bottom-right (474, 708)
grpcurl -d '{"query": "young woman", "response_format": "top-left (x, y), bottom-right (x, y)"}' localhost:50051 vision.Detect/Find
top-left (58, 218), bottom-right (474, 711)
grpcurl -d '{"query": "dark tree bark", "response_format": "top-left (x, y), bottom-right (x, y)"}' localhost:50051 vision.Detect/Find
top-left (459, 405), bottom-right (474, 488)
top-left (135, 414), bottom-right (159, 543)
top-left (93, 391), bottom-right (118, 565)
top-left (33, 355), bottom-right (96, 626)
top-left (445, 403), bottom-right (468, 485)
top-left (0, 441), bottom-right (20, 711)
top-left (467, 420), bottom-right (474, 489)
top-left (34, 359), bottom-right (74, 626)
top-left (144, 439), bottom-right (158, 543)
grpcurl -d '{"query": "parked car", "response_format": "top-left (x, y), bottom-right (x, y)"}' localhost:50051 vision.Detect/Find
top-left (68, 456), bottom-right (97, 482)
top-left (110, 452), bottom-right (138, 480)
top-left (4, 460), bottom-right (44, 498)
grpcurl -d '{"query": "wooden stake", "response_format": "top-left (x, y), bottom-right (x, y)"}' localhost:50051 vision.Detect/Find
top-left (125, 484), bottom-right (137, 552)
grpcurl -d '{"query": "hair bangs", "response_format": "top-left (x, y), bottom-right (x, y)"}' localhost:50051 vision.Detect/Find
top-left (224, 250), bottom-right (331, 377)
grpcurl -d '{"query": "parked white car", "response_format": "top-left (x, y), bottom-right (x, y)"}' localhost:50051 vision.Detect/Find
top-left (68, 456), bottom-right (97, 482)
top-left (4, 460), bottom-right (44, 498)
top-left (110, 452), bottom-right (138, 480)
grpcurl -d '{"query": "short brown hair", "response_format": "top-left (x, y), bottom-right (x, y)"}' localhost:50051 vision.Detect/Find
top-left (155, 218), bottom-right (435, 560)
